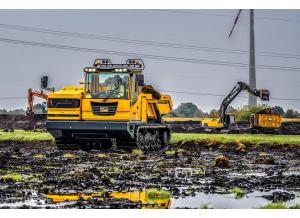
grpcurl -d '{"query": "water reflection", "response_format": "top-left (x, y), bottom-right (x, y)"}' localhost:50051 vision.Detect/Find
top-left (46, 189), bottom-right (171, 209)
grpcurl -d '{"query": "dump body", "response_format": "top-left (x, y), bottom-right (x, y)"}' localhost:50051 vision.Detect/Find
top-left (251, 113), bottom-right (282, 129)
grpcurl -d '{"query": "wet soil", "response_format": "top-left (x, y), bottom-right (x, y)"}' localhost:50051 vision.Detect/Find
top-left (0, 140), bottom-right (299, 209)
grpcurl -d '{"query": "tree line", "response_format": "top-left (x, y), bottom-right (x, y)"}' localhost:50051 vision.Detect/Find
top-left (166, 103), bottom-right (300, 120)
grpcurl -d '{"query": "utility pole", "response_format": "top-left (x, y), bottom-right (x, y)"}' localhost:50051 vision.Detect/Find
top-left (229, 9), bottom-right (257, 106)
top-left (248, 9), bottom-right (257, 106)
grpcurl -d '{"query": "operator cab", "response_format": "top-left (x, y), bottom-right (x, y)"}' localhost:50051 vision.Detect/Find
top-left (83, 59), bottom-right (145, 101)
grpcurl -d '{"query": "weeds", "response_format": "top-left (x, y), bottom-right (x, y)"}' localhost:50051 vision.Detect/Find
top-left (165, 150), bottom-right (176, 156)
top-left (229, 187), bottom-right (245, 199)
top-left (146, 189), bottom-right (170, 199)
top-left (132, 149), bottom-right (143, 156)
top-left (0, 173), bottom-right (23, 182)
top-left (63, 153), bottom-right (75, 158)
top-left (33, 154), bottom-right (46, 159)
top-left (260, 202), bottom-right (287, 209)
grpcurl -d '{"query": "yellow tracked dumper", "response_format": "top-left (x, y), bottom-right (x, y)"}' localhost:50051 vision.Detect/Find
top-left (46, 59), bottom-right (173, 151)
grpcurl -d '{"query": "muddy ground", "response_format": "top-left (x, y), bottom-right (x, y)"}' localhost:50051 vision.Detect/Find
top-left (0, 140), bottom-right (299, 209)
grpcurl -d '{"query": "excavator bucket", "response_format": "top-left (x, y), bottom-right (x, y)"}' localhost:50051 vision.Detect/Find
top-left (259, 90), bottom-right (270, 101)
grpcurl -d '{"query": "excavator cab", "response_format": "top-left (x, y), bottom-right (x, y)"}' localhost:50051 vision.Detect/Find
top-left (223, 114), bottom-right (236, 126)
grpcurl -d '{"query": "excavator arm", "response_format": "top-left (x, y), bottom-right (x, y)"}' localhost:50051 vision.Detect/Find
top-left (219, 81), bottom-right (269, 126)
top-left (27, 88), bottom-right (48, 114)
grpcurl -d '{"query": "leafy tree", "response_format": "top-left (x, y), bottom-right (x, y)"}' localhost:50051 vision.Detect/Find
top-left (175, 103), bottom-right (201, 118)
top-left (284, 109), bottom-right (300, 118)
top-left (234, 104), bottom-right (268, 122)
top-left (209, 109), bottom-right (219, 118)
top-left (273, 106), bottom-right (285, 116)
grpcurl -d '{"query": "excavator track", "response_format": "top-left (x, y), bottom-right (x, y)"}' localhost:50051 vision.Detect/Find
top-left (115, 125), bottom-right (170, 151)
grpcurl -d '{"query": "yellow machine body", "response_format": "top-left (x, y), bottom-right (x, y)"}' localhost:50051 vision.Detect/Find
top-left (251, 113), bottom-right (282, 129)
top-left (47, 86), bottom-right (83, 121)
top-left (201, 118), bottom-right (224, 129)
top-left (46, 59), bottom-right (173, 150)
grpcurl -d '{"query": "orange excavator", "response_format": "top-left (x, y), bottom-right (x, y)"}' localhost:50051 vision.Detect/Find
top-left (27, 88), bottom-right (48, 115)
top-left (27, 76), bottom-right (52, 116)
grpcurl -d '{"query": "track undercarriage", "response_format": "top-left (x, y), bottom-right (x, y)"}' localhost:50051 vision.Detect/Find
top-left (48, 121), bottom-right (170, 152)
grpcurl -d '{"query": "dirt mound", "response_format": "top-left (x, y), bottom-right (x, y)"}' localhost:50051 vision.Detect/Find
top-left (0, 114), bottom-right (46, 130)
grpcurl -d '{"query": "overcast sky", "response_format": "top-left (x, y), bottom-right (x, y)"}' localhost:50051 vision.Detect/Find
top-left (0, 9), bottom-right (299, 112)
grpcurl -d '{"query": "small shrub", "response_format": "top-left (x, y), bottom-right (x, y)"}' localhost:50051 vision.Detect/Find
top-left (229, 187), bottom-right (245, 199)
top-left (132, 149), bottom-right (143, 156)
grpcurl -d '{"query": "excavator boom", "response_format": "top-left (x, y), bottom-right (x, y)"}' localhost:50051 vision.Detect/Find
top-left (219, 81), bottom-right (269, 126)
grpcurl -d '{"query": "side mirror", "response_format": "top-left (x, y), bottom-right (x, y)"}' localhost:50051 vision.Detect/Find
top-left (136, 74), bottom-right (145, 86)
top-left (41, 76), bottom-right (48, 89)
top-left (260, 90), bottom-right (270, 101)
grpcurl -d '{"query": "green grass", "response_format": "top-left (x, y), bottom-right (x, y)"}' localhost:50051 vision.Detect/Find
top-left (146, 189), bottom-right (170, 200)
top-left (165, 150), bottom-right (176, 156)
top-left (0, 173), bottom-right (42, 182)
top-left (229, 187), bottom-right (245, 199)
top-left (0, 130), bottom-right (53, 142)
top-left (1, 131), bottom-right (300, 147)
top-left (0, 173), bottom-right (23, 182)
top-left (171, 133), bottom-right (300, 146)
top-left (63, 153), bottom-right (76, 158)
top-left (260, 202), bottom-right (288, 209)
top-left (33, 154), bottom-right (46, 159)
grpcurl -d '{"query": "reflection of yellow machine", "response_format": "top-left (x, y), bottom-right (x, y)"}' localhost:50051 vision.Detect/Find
top-left (46, 190), bottom-right (171, 209)
top-left (46, 59), bottom-right (173, 151)
top-left (111, 191), bottom-right (171, 209)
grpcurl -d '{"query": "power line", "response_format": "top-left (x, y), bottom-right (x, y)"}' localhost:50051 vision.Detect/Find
top-left (1, 91), bottom-right (300, 102)
top-left (1, 37), bottom-right (300, 72)
top-left (151, 9), bottom-right (300, 23)
top-left (1, 23), bottom-right (300, 60)
top-left (158, 90), bottom-right (300, 102)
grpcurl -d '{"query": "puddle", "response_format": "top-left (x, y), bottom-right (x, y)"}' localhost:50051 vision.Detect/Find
top-left (172, 190), bottom-right (300, 209)
top-left (0, 189), bottom-right (299, 209)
